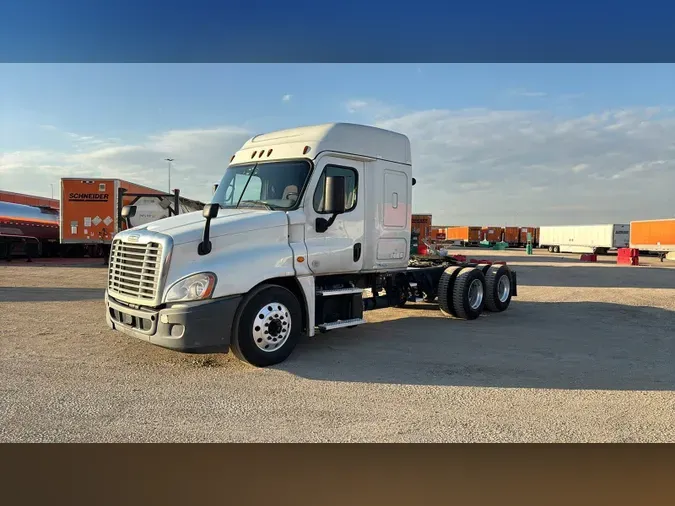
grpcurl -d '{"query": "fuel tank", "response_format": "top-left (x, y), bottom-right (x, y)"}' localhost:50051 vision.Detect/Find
top-left (0, 200), bottom-right (60, 241)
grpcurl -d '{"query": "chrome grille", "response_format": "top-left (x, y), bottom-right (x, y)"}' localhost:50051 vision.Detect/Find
top-left (108, 239), bottom-right (162, 302)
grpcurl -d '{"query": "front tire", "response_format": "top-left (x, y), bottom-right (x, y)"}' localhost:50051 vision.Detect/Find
top-left (230, 284), bottom-right (302, 367)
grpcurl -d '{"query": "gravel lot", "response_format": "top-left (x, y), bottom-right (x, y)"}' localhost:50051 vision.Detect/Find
top-left (1, 249), bottom-right (674, 442)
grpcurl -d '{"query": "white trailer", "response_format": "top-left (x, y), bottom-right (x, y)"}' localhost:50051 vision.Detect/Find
top-left (104, 123), bottom-right (519, 367)
top-left (538, 224), bottom-right (630, 254)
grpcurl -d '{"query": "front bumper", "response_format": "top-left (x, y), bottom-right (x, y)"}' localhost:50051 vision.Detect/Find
top-left (105, 291), bottom-right (242, 353)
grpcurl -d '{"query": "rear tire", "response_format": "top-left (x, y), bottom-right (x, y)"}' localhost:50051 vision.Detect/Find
top-left (452, 267), bottom-right (486, 320)
top-left (438, 265), bottom-right (463, 317)
top-left (475, 263), bottom-right (491, 274)
top-left (230, 284), bottom-right (302, 367)
top-left (484, 264), bottom-right (513, 312)
top-left (553, 245), bottom-right (560, 253)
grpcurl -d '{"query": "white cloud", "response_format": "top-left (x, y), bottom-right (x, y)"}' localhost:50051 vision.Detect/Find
top-left (282, 94), bottom-right (292, 102)
top-left (374, 106), bottom-right (675, 224)
top-left (344, 98), bottom-right (398, 120)
top-left (4, 105), bottom-right (675, 226)
top-left (508, 88), bottom-right (548, 98)
top-left (1, 126), bottom-right (252, 203)
top-left (345, 99), bottom-right (369, 113)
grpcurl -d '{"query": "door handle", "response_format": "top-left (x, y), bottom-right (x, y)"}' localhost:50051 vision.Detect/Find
top-left (353, 242), bottom-right (362, 262)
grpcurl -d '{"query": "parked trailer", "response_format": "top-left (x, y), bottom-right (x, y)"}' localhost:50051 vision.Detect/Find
top-left (104, 122), bottom-right (519, 367)
top-left (519, 227), bottom-right (539, 247)
top-left (630, 219), bottom-right (675, 261)
top-left (430, 226), bottom-right (447, 242)
top-left (411, 214), bottom-right (432, 241)
top-left (481, 226), bottom-right (503, 244)
top-left (501, 227), bottom-right (520, 246)
top-left (0, 201), bottom-right (60, 259)
top-left (446, 226), bottom-right (482, 246)
top-left (538, 224), bottom-right (629, 254)
top-left (60, 178), bottom-right (204, 259)
top-left (0, 190), bottom-right (59, 210)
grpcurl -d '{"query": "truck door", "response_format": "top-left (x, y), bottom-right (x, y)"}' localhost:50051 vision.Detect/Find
top-left (304, 156), bottom-right (365, 275)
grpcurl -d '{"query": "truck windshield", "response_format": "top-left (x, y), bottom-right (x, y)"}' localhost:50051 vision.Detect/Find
top-left (212, 160), bottom-right (311, 210)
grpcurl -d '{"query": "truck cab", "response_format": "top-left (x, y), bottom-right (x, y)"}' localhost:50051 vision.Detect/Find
top-left (105, 123), bottom-right (517, 367)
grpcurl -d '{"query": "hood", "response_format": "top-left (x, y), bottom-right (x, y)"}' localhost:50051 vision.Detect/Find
top-left (126, 208), bottom-right (288, 245)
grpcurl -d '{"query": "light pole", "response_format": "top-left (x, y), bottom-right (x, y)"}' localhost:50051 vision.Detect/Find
top-left (165, 158), bottom-right (174, 193)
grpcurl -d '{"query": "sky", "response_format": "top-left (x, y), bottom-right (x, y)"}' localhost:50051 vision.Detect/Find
top-left (1, 63), bottom-right (675, 226)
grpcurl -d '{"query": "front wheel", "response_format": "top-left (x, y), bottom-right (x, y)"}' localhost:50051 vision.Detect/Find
top-left (230, 284), bottom-right (302, 367)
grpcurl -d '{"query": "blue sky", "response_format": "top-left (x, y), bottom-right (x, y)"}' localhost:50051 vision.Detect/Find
top-left (1, 63), bottom-right (675, 224)
top-left (3, 64), bottom-right (675, 148)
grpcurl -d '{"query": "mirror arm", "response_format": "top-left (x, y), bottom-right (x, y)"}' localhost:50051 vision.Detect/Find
top-left (198, 203), bottom-right (219, 256)
top-left (325, 212), bottom-right (339, 228)
top-left (315, 212), bottom-right (340, 233)
top-left (198, 217), bottom-right (213, 255)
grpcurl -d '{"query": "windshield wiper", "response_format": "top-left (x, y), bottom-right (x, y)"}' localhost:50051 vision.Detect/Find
top-left (238, 200), bottom-right (275, 210)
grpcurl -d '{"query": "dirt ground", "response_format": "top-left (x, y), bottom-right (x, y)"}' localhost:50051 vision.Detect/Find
top-left (1, 248), bottom-right (674, 442)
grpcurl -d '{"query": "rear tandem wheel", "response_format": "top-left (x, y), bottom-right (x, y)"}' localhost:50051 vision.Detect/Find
top-left (438, 266), bottom-right (487, 320)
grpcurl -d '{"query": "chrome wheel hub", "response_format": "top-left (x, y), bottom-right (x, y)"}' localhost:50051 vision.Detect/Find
top-left (468, 279), bottom-right (484, 310)
top-left (252, 302), bottom-right (291, 352)
top-left (497, 274), bottom-right (510, 303)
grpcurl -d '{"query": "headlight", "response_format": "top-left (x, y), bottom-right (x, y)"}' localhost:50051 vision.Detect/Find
top-left (165, 272), bottom-right (217, 303)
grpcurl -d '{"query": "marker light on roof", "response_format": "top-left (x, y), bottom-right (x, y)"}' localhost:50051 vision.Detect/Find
top-left (230, 155), bottom-right (235, 162)
top-left (267, 149), bottom-right (273, 157)
top-left (251, 151), bottom-right (257, 159)
top-left (303, 146), bottom-right (311, 154)
top-left (258, 150), bottom-right (264, 158)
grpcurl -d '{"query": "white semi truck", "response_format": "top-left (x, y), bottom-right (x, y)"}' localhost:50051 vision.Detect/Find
top-left (105, 123), bottom-right (518, 367)
top-left (538, 224), bottom-right (630, 254)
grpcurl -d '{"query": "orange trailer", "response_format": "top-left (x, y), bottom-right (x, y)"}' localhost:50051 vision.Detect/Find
top-left (60, 178), bottom-right (168, 246)
top-left (519, 227), bottom-right (539, 245)
top-left (502, 226), bottom-right (520, 245)
top-left (481, 226), bottom-right (502, 243)
top-left (630, 219), bottom-right (675, 253)
top-left (446, 226), bottom-right (481, 244)
top-left (430, 226), bottom-right (447, 241)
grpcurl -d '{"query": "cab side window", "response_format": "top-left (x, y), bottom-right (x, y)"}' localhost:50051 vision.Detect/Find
top-left (313, 165), bottom-right (358, 214)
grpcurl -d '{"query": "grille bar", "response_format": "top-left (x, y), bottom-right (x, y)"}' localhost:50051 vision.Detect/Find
top-left (107, 239), bottom-right (162, 302)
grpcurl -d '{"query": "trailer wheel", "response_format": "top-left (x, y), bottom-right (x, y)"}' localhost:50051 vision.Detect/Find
top-left (484, 264), bottom-right (512, 312)
top-left (230, 284), bottom-right (302, 367)
top-left (553, 245), bottom-right (560, 253)
top-left (438, 266), bottom-right (463, 317)
top-left (452, 267), bottom-right (486, 320)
